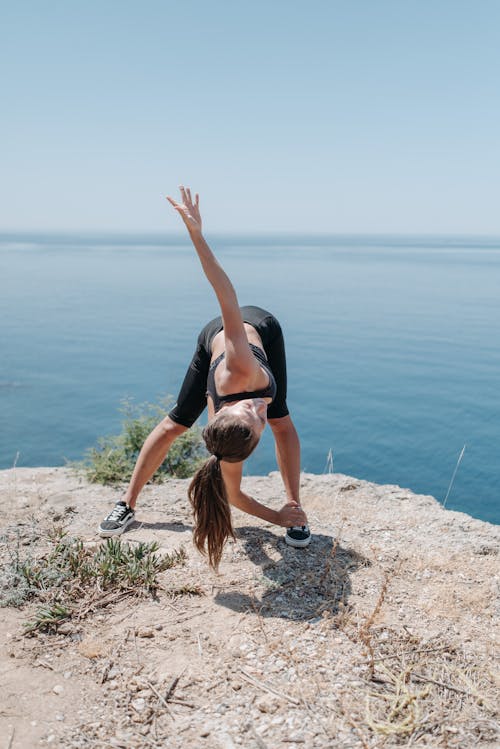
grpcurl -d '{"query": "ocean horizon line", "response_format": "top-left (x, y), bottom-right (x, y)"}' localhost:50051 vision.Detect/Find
top-left (2, 230), bottom-right (500, 250)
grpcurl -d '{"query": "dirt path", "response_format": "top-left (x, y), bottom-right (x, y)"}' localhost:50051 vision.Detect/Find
top-left (1, 467), bottom-right (498, 748)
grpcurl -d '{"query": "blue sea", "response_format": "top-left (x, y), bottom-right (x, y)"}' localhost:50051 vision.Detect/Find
top-left (1, 233), bottom-right (499, 524)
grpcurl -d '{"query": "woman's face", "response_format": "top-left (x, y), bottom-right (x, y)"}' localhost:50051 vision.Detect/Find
top-left (223, 398), bottom-right (268, 437)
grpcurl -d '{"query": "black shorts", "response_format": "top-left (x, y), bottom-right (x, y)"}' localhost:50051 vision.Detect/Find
top-left (168, 305), bottom-right (289, 427)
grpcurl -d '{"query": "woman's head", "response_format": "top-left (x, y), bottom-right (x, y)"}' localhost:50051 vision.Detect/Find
top-left (188, 399), bottom-right (266, 569)
top-left (203, 400), bottom-right (266, 462)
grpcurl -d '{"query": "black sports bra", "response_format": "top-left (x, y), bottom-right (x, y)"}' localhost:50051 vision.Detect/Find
top-left (206, 343), bottom-right (277, 413)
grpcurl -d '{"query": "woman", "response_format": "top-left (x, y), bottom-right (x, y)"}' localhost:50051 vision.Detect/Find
top-left (99, 187), bottom-right (310, 567)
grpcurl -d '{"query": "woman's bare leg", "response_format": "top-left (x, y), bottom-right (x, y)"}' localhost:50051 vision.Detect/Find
top-left (98, 417), bottom-right (187, 535)
top-left (123, 417), bottom-right (188, 509)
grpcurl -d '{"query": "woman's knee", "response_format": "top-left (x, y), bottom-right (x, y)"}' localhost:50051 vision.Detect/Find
top-left (163, 416), bottom-right (188, 436)
top-left (156, 416), bottom-right (188, 440)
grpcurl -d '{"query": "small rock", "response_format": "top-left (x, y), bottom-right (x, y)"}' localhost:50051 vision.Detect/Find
top-left (155, 624), bottom-right (163, 631)
top-left (55, 713), bottom-right (65, 721)
top-left (57, 622), bottom-right (74, 635)
top-left (256, 697), bottom-right (277, 713)
top-left (53, 684), bottom-right (64, 695)
top-left (78, 638), bottom-right (104, 658)
top-left (47, 735), bottom-right (56, 743)
top-left (63, 671), bottom-right (72, 679)
top-left (131, 698), bottom-right (146, 712)
top-left (137, 628), bottom-right (154, 638)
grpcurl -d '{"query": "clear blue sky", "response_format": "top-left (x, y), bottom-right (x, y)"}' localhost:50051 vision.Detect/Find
top-left (1, 1), bottom-right (499, 233)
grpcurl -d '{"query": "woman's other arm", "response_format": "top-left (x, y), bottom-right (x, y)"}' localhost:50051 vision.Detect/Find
top-left (221, 461), bottom-right (307, 527)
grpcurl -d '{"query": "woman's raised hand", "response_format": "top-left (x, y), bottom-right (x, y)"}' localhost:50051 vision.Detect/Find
top-left (167, 186), bottom-right (202, 235)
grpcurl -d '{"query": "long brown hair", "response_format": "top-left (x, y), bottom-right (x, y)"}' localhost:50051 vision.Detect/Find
top-left (188, 410), bottom-right (260, 570)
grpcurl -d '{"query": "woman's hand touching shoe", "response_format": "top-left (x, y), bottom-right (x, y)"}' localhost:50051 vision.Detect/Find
top-left (277, 502), bottom-right (308, 528)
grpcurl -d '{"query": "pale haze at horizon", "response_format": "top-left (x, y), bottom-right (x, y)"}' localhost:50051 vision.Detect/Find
top-left (1, 1), bottom-right (499, 235)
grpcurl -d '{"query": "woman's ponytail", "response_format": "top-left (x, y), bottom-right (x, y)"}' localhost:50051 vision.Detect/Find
top-left (188, 409), bottom-right (260, 570)
top-left (188, 455), bottom-right (235, 570)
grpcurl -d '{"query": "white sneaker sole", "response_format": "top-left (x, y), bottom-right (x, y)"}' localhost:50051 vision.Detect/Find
top-left (285, 532), bottom-right (312, 548)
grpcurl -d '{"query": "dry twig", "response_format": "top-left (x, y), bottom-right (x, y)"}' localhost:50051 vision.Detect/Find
top-left (165, 667), bottom-right (186, 702)
top-left (144, 680), bottom-right (175, 720)
top-left (6, 727), bottom-right (15, 749)
top-left (359, 564), bottom-right (396, 680)
top-left (239, 668), bottom-right (300, 706)
top-left (411, 671), bottom-right (492, 706)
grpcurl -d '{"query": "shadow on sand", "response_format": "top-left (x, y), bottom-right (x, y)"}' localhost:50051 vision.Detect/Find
top-left (214, 526), bottom-right (369, 621)
top-left (127, 520), bottom-right (193, 533)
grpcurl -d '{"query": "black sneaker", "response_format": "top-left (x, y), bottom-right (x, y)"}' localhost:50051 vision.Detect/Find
top-left (98, 501), bottom-right (135, 537)
top-left (285, 525), bottom-right (311, 548)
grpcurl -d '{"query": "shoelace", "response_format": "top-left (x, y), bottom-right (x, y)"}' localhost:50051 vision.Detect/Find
top-left (107, 503), bottom-right (129, 522)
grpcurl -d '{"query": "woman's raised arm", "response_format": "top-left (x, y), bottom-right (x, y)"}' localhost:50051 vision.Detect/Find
top-left (167, 186), bottom-right (257, 375)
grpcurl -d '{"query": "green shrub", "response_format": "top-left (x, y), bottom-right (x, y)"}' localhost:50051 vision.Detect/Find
top-left (80, 397), bottom-right (206, 484)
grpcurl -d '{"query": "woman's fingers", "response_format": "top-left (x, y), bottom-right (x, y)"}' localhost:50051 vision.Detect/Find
top-left (167, 189), bottom-right (202, 233)
top-left (167, 197), bottom-right (185, 214)
top-left (284, 502), bottom-right (307, 524)
top-left (166, 196), bottom-right (186, 214)
top-left (278, 503), bottom-right (307, 527)
top-left (175, 185), bottom-right (198, 210)
top-left (179, 185), bottom-right (194, 207)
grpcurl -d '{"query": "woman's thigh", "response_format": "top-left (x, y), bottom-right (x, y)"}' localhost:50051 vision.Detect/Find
top-left (167, 318), bottom-right (220, 428)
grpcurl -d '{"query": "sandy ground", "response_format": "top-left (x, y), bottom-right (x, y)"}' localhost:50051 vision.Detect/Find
top-left (1, 467), bottom-right (498, 749)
